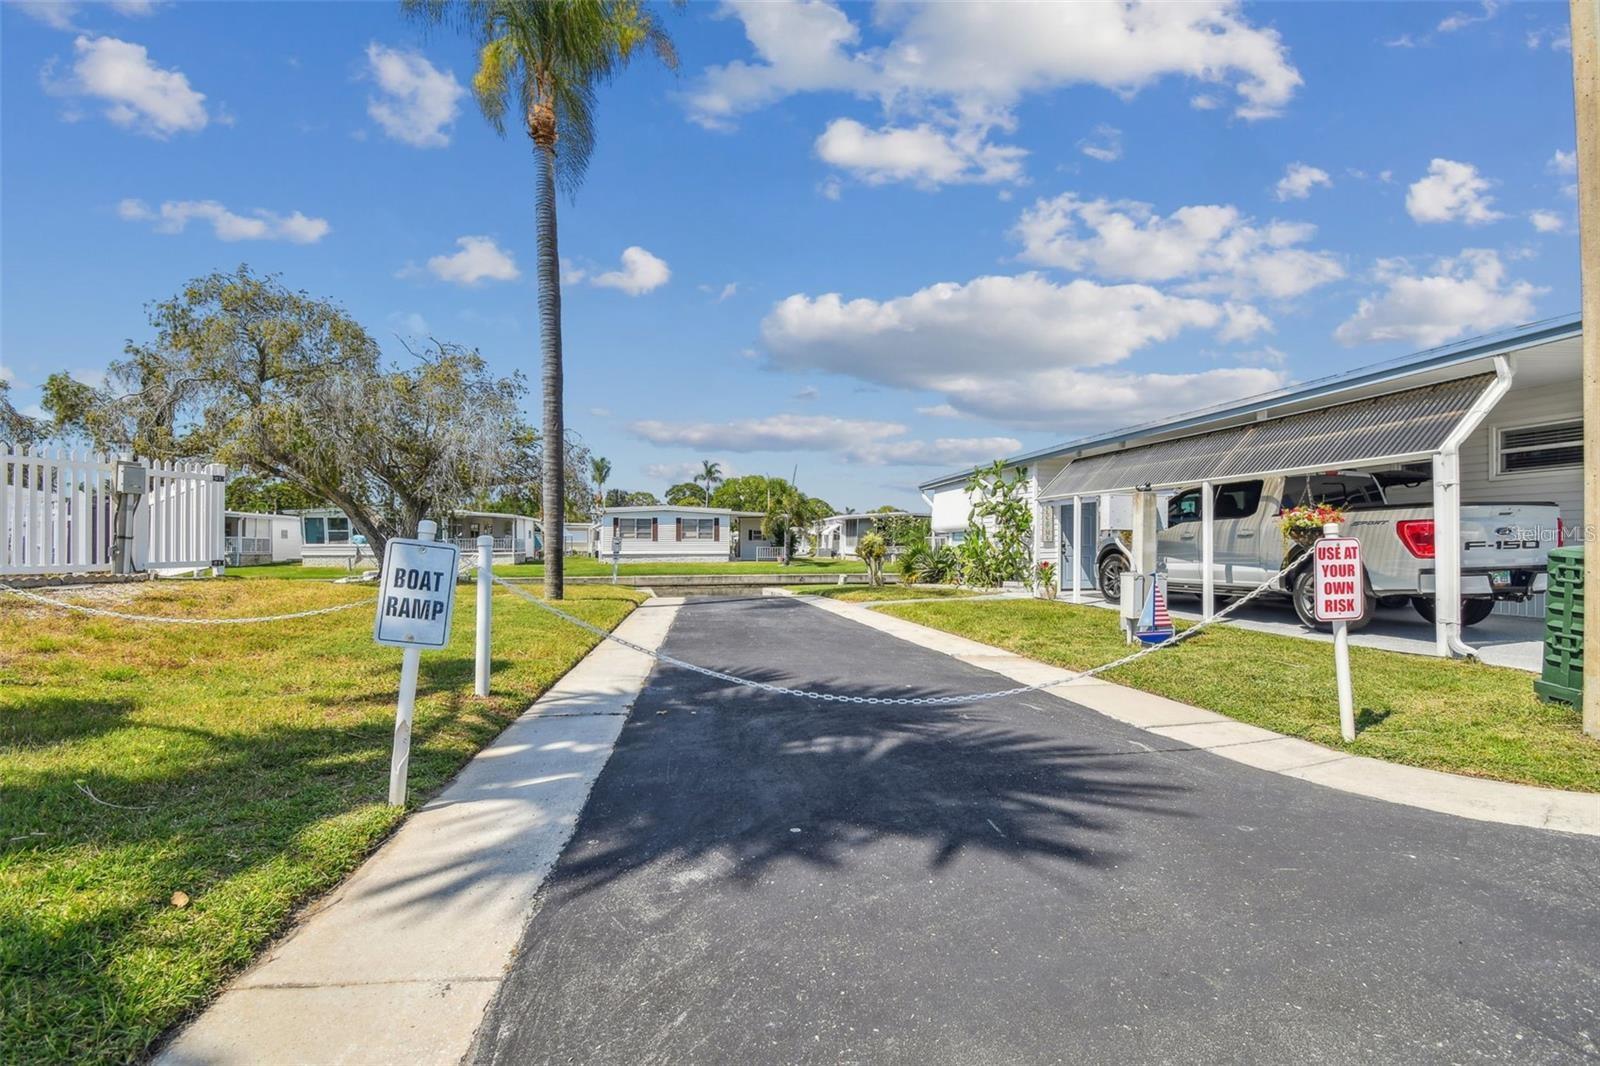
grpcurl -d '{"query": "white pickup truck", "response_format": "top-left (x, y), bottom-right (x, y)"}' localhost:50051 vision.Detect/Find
top-left (1093, 472), bottom-right (1560, 630)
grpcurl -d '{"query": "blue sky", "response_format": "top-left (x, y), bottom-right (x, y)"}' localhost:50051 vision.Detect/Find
top-left (0, 0), bottom-right (1582, 510)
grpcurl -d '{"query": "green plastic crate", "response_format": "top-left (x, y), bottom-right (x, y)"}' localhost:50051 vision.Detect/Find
top-left (1534, 546), bottom-right (1584, 706)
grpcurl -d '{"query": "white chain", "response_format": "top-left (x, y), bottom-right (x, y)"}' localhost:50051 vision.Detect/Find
top-left (491, 553), bottom-right (1311, 707)
top-left (0, 581), bottom-right (373, 624)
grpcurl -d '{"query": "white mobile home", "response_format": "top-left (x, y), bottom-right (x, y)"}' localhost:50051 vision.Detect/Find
top-left (223, 511), bottom-right (302, 566)
top-left (445, 509), bottom-right (540, 563)
top-left (296, 508), bottom-right (376, 566)
top-left (920, 315), bottom-right (1584, 655)
top-left (811, 511), bottom-right (930, 558)
top-left (596, 506), bottom-right (775, 563)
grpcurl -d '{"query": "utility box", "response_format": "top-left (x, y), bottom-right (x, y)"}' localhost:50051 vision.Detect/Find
top-left (1534, 546), bottom-right (1584, 706)
top-left (114, 461), bottom-right (148, 495)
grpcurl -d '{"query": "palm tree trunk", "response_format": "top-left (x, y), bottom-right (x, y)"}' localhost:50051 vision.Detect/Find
top-left (535, 140), bottom-right (565, 599)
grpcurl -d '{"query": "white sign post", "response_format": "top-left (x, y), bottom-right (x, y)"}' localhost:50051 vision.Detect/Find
top-left (374, 520), bottom-right (460, 805)
top-left (1314, 523), bottom-right (1362, 742)
top-left (475, 534), bottom-right (493, 698)
top-left (610, 534), bottom-right (621, 585)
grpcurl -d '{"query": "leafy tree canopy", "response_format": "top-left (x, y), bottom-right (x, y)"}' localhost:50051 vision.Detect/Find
top-left (225, 474), bottom-right (323, 514)
top-left (1, 379), bottom-right (44, 447)
top-left (43, 266), bottom-right (550, 556)
top-left (605, 489), bottom-right (659, 508)
top-left (663, 481), bottom-right (703, 506)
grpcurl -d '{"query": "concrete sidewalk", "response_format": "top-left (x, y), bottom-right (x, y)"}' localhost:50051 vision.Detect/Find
top-left (797, 595), bottom-right (1599, 837)
top-left (156, 598), bottom-right (683, 1066)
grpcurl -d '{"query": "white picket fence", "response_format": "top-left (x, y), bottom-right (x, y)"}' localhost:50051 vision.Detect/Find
top-left (2, 445), bottom-right (226, 576)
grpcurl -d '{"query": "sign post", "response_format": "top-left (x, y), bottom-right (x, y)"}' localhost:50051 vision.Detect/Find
top-left (1314, 522), bottom-right (1362, 742)
top-left (374, 520), bottom-right (460, 805)
top-left (610, 534), bottom-right (621, 585)
top-left (475, 534), bottom-right (493, 698)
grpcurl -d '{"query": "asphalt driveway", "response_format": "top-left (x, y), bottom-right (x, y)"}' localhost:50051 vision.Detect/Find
top-left (470, 596), bottom-right (1599, 1065)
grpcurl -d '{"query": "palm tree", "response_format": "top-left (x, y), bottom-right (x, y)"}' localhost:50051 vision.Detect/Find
top-left (404, 0), bottom-right (676, 599)
top-left (590, 455), bottom-right (611, 515)
top-left (696, 459), bottom-right (722, 505)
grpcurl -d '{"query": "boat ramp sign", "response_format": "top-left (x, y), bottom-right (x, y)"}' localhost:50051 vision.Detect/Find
top-left (374, 537), bottom-right (460, 649)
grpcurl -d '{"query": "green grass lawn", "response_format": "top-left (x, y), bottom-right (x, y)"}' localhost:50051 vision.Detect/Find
top-left (879, 599), bottom-right (1600, 794)
top-left (0, 578), bottom-right (643, 1064)
top-left (228, 558), bottom-right (868, 581)
top-left (785, 585), bottom-right (981, 603)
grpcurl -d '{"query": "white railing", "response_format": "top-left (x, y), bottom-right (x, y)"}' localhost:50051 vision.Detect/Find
top-left (2, 446), bottom-right (226, 576)
top-left (3, 446), bottom-right (116, 574)
top-left (226, 536), bottom-right (273, 562)
top-left (454, 535), bottom-right (515, 552)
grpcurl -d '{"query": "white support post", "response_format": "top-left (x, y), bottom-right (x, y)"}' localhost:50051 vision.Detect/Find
top-left (1326, 520), bottom-right (1357, 743)
top-left (388, 519), bottom-right (436, 807)
top-left (1071, 495), bottom-right (1083, 603)
top-left (1200, 479), bottom-right (1216, 621)
top-left (210, 463), bottom-right (227, 575)
top-left (475, 534), bottom-right (494, 698)
top-left (1431, 451), bottom-right (1462, 658)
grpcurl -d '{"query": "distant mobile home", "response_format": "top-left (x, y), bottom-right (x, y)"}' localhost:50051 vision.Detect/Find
top-left (810, 511), bottom-right (930, 558)
top-left (595, 506), bottom-right (776, 563)
top-left (223, 511), bottom-right (302, 566)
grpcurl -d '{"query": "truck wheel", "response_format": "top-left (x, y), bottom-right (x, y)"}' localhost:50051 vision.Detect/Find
top-left (1377, 595), bottom-right (1410, 609)
top-left (1293, 568), bottom-right (1375, 633)
top-left (1097, 553), bottom-right (1128, 601)
top-left (1411, 597), bottom-right (1497, 627)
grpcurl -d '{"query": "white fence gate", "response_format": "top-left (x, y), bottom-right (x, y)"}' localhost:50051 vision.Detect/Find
top-left (3, 445), bottom-right (226, 576)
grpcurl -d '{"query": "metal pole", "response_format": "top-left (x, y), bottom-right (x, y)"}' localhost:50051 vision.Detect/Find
top-left (1571, 0), bottom-right (1600, 736)
top-left (1325, 521), bottom-right (1356, 742)
top-left (475, 534), bottom-right (493, 698)
top-left (1200, 479), bottom-right (1216, 620)
top-left (388, 519), bottom-right (436, 807)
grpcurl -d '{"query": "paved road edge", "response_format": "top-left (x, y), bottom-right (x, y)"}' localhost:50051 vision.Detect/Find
top-left (788, 593), bottom-right (1599, 837)
top-left (155, 597), bottom-right (684, 1066)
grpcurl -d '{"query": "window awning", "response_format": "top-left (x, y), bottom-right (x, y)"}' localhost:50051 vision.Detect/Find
top-left (1039, 374), bottom-right (1494, 499)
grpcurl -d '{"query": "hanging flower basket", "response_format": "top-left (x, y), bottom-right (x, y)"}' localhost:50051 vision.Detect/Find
top-left (1280, 503), bottom-right (1347, 550)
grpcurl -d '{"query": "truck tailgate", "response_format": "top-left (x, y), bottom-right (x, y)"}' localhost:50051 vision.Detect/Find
top-left (1460, 504), bottom-right (1560, 569)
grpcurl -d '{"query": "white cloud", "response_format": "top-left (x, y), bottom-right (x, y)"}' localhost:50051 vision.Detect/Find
top-left (1218, 301), bottom-right (1272, 342)
top-left (426, 236), bottom-right (519, 285)
top-left (917, 403), bottom-right (962, 418)
top-left (49, 34), bottom-right (207, 137)
top-left (793, 385), bottom-right (819, 401)
top-left (591, 246), bottom-right (671, 295)
top-left (1526, 26), bottom-right (1571, 51)
top-left (1549, 149), bottom-right (1577, 176)
top-left (0, 366), bottom-right (17, 386)
top-left (589, 406), bottom-right (613, 418)
top-left (818, 176), bottom-right (843, 201)
top-left (630, 413), bottom-right (1019, 467)
top-left (560, 258), bottom-right (587, 285)
top-left (68, 367), bottom-right (107, 388)
top-left (815, 118), bottom-right (1025, 187)
top-left (699, 282), bottom-right (739, 302)
top-left (1077, 124), bottom-right (1122, 163)
top-left (1274, 162), bottom-right (1331, 201)
top-left (1437, 0), bottom-right (1500, 34)
top-left (387, 311), bottom-right (430, 337)
top-left (365, 43), bottom-right (463, 149)
top-left (644, 460), bottom-right (738, 482)
top-left (1334, 249), bottom-right (1541, 347)
top-left (758, 271), bottom-right (1286, 428)
top-left (1405, 158), bottom-right (1503, 224)
top-left (1013, 193), bottom-right (1344, 299)
top-left (118, 198), bottom-right (330, 243)
top-left (1529, 210), bottom-right (1564, 234)
top-left (688, 1), bottom-right (1300, 188)
top-left (689, 1), bottom-right (1302, 128)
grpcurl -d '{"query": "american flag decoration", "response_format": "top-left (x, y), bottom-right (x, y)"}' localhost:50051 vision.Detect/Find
top-left (1135, 572), bottom-right (1174, 646)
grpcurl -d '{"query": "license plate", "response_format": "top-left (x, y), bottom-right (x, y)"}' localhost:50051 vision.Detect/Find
top-left (1490, 570), bottom-right (1511, 587)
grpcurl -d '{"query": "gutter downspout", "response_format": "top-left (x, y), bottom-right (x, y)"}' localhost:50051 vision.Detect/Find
top-left (1431, 355), bottom-right (1515, 659)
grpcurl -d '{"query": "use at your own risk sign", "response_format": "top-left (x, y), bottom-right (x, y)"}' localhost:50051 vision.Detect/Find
top-left (374, 537), bottom-right (460, 649)
top-left (1314, 536), bottom-right (1363, 623)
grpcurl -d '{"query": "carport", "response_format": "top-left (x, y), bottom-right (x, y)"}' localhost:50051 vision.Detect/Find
top-left (1029, 314), bottom-right (1588, 660)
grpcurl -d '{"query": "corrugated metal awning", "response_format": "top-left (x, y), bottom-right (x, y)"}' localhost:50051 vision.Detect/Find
top-left (1039, 374), bottom-right (1493, 499)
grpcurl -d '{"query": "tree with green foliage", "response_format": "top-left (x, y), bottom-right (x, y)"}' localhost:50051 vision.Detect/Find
top-left (590, 456), bottom-right (611, 514)
top-left (404, 0), bottom-right (677, 599)
top-left (604, 488), bottom-right (659, 507)
top-left (875, 512), bottom-right (931, 552)
top-left (663, 481), bottom-right (703, 505)
top-left (960, 460), bottom-right (1034, 588)
top-left (856, 530), bottom-right (887, 587)
top-left (225, 474), bottom-right (324, 514)
top-left (761, 481), bottom-right (825, 565)
top-left (709, 474), bottom-right (830, 519)
top-left (695, 459), bottom-right (722, 505)
top-left (1, 379), bottom-right (44, 447)
top-left (43, 267), bottom-right (541, 559)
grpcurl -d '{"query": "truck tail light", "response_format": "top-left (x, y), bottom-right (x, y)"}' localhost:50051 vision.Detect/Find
top-left (1396, 519), bottom-right (1435, 558)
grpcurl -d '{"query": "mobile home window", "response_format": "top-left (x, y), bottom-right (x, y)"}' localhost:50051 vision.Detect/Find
top-left (1498, 419), bottom-right (1582, 474)
top-left (618, 517), bottom-right (651, 539)
top-left (681, 518), bottom-right (717, 540)
top-left (303, 516), bottom-right (326, 544)
top-left (326, 517), bottom-right (350, 543)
